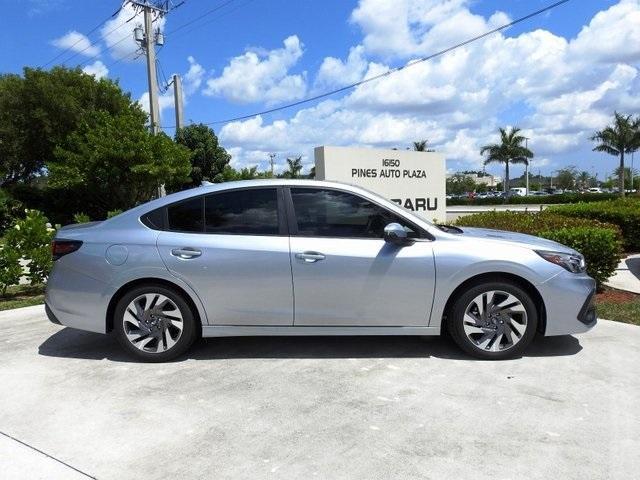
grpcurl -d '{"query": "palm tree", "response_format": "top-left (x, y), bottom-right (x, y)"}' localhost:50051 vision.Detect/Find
top-left (577, 171), bottom-right (592, 190)
top-left (412, 140), bottom-right (434, 152)
top-left (591, 112), bottom-right (640, 197)
top-left (283, 156), bottom-right (303, 179)
top-left (480, 127), bottom-right (533, 195)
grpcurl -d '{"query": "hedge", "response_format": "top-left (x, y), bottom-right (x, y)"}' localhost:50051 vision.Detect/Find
top-left (447, 193), bottom-right (619, 206)
top-left (454, 211), bottom-right (622, 285)
top-left (549, 198), bottom-right (640, 251)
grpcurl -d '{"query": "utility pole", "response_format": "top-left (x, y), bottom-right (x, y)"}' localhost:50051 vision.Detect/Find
top-left (268, 153), bottom-right (276, 177)
top-left (132, 1), bottom-right (172, 196)
top-left (172, 74), bottom-right (184, 130)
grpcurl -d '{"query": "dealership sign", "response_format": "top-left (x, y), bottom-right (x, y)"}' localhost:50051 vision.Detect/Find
top-left (314, 146), bottom-right (446, 222)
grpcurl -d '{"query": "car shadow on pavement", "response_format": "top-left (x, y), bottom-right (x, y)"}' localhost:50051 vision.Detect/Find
top-left (38, 327), bottom-right (583, 363)
top-left (626, 256), bottom-right (640, 281)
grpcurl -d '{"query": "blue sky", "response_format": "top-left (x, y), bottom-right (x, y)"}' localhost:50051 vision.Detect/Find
top-left (2, 0), bottom-right (639, 180)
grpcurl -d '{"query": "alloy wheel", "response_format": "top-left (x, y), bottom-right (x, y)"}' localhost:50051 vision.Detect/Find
top-left (122, 293), bottom-right (184, 353)
top-left (462, 290), bottom-right (528, 352)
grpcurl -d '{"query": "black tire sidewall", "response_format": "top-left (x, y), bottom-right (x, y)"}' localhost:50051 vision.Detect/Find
top-left (448, 281), bottom-right (538, 360)
top-left (114, 284), bottom-right (197, 362)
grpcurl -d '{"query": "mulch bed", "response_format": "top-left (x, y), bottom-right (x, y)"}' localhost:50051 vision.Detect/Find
top-left (596, 288), bottom-right (639, 303)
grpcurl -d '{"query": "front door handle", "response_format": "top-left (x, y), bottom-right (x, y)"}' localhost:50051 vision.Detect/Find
top-left (295, 251), bottom-right (326, 263)
top-left (171, 247), bottom-right (202, 259)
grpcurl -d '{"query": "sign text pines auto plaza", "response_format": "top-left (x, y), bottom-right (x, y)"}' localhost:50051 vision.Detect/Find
top-left (314, 146), bottom-right (447, 222)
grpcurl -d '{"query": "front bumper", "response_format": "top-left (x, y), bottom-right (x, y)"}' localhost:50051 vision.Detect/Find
top-left (538, 270), bottom-right (597, 336)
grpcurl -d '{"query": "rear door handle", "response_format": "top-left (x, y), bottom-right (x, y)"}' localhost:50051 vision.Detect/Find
top-left (295, 251), bottom-right (326, 263)
top-left (171, 247), bottom-right (202, 259)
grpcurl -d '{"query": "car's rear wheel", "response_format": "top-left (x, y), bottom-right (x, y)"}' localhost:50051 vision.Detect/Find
top-left (447, 281), bottom-right (538, 360)
top-left (114, 284), bottom-right (198, 362)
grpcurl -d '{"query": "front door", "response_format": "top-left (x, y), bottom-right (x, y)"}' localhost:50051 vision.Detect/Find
top-left (287, 187), bottom-right (435, 327)
top-left (157, 187), bottom-right (293, 326)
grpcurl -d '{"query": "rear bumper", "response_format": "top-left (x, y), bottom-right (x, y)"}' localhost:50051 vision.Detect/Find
top-left (538, 270), bottom-right (597, 336)
top-left (45, 262), bottom-right (110, 334)
top-left (45, 303), bottom-right (61, 325)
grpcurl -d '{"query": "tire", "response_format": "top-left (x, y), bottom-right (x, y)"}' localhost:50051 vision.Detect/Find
top-left (447, 281), bottom-right (538, 360)
top-left (113, 284), bottom-right (198, 362)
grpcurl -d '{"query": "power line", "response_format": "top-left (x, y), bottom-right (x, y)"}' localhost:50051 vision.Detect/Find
top-left (77, 11), bottom-right (144, 68)
top-left (161, 0), bottom-right (570, 130)
top-left (41, 5), bottom-right (123, 68)
top-left (165, 0), bottom-right (236, 36)
top-left (166, 0), bottom-right (257, 41)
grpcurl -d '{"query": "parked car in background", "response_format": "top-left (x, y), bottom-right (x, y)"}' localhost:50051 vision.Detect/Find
top-left (509, 187), bottom-right (527, 196)
top-left (588, 187), bottom-right (603, 193)
top-left (46, 180), bottom-right (597, 362)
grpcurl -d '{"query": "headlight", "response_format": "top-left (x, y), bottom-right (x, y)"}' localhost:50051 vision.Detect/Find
top-left (536, 250), bottom-right (586, 273)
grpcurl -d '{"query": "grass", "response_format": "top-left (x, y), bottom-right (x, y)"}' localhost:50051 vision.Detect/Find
top-left (596, 297), bottom-right (640, 326)
top-left (0, 284), bottom-right (45, 311)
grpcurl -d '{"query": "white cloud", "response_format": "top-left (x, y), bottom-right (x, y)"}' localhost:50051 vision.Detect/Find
top-left (184, 56), bottom-right (205, 94)
top-left (314, 45), bottom-right (367, 89)
top-left (82, 60), bottom-right (108, 80)
top-left (51, 31), bottom-right (100, 57)
top-left (570, 0), bottom-right (640, 64)
top-left (210, 0), bottom-right (640, 176)
top-left (204, 35), bottom-right (307, 105)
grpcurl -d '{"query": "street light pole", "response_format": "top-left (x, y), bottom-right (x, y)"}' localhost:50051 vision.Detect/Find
top-left (524, 137), bottom-right (530, 196)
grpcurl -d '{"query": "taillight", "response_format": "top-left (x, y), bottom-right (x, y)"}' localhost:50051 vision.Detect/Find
top-left (51, 240), bottom-right (83, 260)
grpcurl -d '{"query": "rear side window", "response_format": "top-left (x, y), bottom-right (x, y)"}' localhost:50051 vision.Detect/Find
top-left (167, 197), bottom-right (203, 232)
top-left (205, 188), bottom-right (279, 235)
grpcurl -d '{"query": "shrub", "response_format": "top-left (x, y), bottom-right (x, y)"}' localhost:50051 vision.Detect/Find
top-left (454, 211), bottom-right (622, 285)
top-left (0, 189), bottom-right (25, 235)
top-left (447, 193), bottom-right (619, 206)
top-left (73, 212), bottom-right (91, 224)
top-left (5, 210), bottom-right (56, 285)
top-left (0, 244), bottom-right (22, 296)
top-left (454, 210), bottom-right (621, 236)
top-left (107, 209), bottom-right (123, 219)
top-left (549, 198), bottom-right (640, 251)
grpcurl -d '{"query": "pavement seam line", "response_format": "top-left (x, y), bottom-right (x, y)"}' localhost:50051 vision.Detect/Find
top-left (0, 430), bottom-right (97, 479)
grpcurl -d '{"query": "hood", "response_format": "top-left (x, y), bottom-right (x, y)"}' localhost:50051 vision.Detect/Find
top-left (454, 226), bottom-right (576, 254)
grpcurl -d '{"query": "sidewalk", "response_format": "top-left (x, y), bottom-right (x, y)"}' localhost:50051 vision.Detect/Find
top-left (605, 254), bottom-right (640, 294)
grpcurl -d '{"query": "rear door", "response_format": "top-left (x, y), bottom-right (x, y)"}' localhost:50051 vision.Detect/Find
top-left (157, 187), bottom-right (293, 326)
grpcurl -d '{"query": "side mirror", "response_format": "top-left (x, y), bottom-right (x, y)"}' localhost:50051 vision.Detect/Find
top-left (383, 223), bottom-right (409, 245)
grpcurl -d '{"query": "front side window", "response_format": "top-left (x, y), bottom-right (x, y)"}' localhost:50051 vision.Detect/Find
top-left (205, 188), bottom-right (279, 235)
top-left (290, 188), bottom-right (418, 239)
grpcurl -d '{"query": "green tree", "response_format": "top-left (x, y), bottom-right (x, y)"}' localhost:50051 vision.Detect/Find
top-left (591, 112), bottom-right (640, 197)
top-left (480, 127), bottom-right (533, 195)
top-left (446, 174), bottom-right (477, 195)
top-left (555, 167), bottom-right (577, 191)
top-left (175, 124), bottom-right (231, 188)
top-left (576, 171), bottom-right (593, 190)
top-left (281, 156), bottom-right (303, 178)
top-left (213, 165), bottom-right (268, 182)
top-left (0, 67), bottom-right (138, 187)
top-left (50, 110), bottom-right (191, 217)
top-left (412, 140), bottom-right (434, 152)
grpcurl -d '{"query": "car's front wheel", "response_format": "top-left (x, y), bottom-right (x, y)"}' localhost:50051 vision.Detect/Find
top-left (114, 284), bottom-right (198, 362)
top-left (447, 281), bottom-right (538, 360)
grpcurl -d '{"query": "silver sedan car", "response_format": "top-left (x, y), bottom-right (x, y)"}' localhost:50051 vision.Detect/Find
top-left (45, 180), bottom-right (596, 361)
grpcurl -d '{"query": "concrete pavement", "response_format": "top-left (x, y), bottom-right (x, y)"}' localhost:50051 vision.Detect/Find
top-left (605, 254), bottom-right (640, 294)
top-left (1, 305), bottom-right (639, 480)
